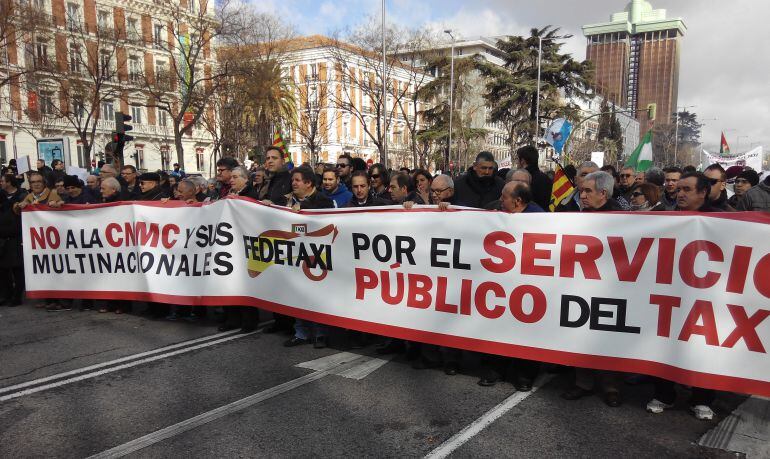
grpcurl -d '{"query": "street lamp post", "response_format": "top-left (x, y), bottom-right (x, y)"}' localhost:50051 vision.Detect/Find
top-left (535, 36), bottom-right (543, 144)
top-left (381, 0), bottom-right (388, 168)
top-left (444, 30), bottom-right (455, 174)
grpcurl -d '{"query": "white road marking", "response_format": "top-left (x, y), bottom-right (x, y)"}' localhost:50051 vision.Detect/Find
top-left (0, 330), bottom-right (240, 395)
top-left (297, 351), bottom-right (392, 380)
top-left (0, 331), bottom-right (255, 402)
top-left (87, 353), bottom-right (379, 459)
top-left (424, 374), bottom-right (554, 459)
top-left (698, 395), bottom-right (770, 458)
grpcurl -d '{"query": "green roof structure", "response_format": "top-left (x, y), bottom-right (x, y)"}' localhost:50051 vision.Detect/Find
top-left (582, 0), bottom-right (686, 37)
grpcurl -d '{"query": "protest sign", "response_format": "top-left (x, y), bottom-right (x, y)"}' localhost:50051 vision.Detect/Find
top-left (22, 199), bottom-right (770, 396)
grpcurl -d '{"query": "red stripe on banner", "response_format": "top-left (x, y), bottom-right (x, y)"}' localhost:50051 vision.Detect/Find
top-left (21, 198), bottom-right (770, 224)
top-left (25, 289), bottom-right (770, 397)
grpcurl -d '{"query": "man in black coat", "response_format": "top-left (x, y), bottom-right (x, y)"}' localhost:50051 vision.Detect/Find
top-left (346, 171), bottom-right (390, 207)
top-left (282, 167), bottom-right (335, 349)
top-left (516, 145), bottom-right (552, 210)
top-left (453, 151), bottom-right (504, 209)
top-left (263, 147), bottom-right (293, 204)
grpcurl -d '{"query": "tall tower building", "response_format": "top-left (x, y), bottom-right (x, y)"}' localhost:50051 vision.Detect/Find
top-left (583, 1), bottom-right (686, 135)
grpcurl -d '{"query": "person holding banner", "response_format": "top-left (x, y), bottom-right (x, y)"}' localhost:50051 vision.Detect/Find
top-left (453, 152), bottom-right (504, 209)
top-left (661, 167), bottom-right (682, 210)
top-left (282, 166), bottom-right (335, 348)
top-left (563, 171), bottom-right (624, 406)
top-left (555, 162), bottom-right (598, 212)
top-left (346, 172), bottom-right (390, 208)
top-left (263, 147), bottom-right (293, 205)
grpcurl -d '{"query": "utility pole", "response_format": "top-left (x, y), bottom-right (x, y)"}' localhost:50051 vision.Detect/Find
top-left (444, 29), bottom-right (455, 174)
top-left (381, 0), bottom-right (388, 168)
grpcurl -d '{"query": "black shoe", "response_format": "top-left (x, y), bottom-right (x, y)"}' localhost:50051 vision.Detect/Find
top-left (444, 363), bottom-right (459, 376)
top-left (478, 369), bottom-right (502, 387)
top-left (284, 337), bottom-right (310, 347)
top-left (515, 378), bottom-right (533, 392)
top-left (603, 391), bottom-right (623, 407)
top-left (218, 324), bottom-right (238, 332)
top-left (561, 386), bottom-right (594, 400)
top-left (314, 336), bottom-right (328, 349)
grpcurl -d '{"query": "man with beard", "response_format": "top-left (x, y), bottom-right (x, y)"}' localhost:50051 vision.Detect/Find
top-left (454, 151), bottom-right (504, 208)
top-left (263, 147), bottom-right (293, 205)
top-left (214, 157), bottom-right (238, 200)
top-left (660, 167), bottom-right (682, 210)
top-left (321, 168), bottom-right (352, 207)
top-left (336, 154), bottom-right (354, 190)
top-left (516, 146), bottom-right (552, 209)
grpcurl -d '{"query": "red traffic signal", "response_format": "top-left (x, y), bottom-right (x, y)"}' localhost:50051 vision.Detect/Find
top-left (116, 112), bottom-right (133, 134)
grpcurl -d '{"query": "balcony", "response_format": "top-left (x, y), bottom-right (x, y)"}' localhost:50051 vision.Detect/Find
top-left (305, 74), bottom-right (319, 84)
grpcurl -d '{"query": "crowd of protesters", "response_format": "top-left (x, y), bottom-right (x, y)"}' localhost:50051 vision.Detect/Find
top-left (1, 145), bottom-right (769, 421)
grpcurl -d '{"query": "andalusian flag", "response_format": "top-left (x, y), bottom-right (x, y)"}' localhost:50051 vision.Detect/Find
top-left (549, 164), bottom-right (575, 212)
top-left (719, 132), bottom-right (731, 156)
top-left (626, 130), bottom-right (653, 172)
top-left (273, 128), bottom-right (293, 167)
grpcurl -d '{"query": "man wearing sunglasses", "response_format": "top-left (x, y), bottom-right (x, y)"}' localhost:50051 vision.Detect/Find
top-left (703, 163), bottom-right (735, 211)
top-left (335, 154), bottom-right (353, 190)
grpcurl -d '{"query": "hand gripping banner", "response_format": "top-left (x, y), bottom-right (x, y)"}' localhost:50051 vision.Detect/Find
top-left (22, 199), bottom-right (770, 396)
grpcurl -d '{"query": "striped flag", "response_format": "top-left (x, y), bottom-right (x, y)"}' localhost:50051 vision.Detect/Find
top-left (549, 164), bottom-right (575, 211)
top-left (626, 130), bottom-right (653, 172)
top-left (719, 132), bottom-right (731, 156)
top-left (273, 128), bottom-right (293, 167)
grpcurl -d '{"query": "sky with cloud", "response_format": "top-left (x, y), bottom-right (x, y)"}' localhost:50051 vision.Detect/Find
top-left (246, 0), bottom-right (769, 153)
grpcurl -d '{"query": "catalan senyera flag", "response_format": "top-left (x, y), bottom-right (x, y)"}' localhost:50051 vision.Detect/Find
top-left (273, 128), bottom-right (293, 167)
top-left (719, 132), bottom-right (731, 156)
top-left (549, 164), bottom-right (575, 212)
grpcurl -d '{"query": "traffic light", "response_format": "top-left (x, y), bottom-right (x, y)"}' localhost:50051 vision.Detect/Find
top-left (111, 112), bottom-right (134, 165)
top-left (646, 103), bottom-right (657, 121)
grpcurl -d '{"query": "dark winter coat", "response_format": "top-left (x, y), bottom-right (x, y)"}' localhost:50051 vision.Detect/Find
top-left (283, 189), bottom-right (335, 210)
top-left (138, 186), bottom-right (168, 201)
top-left (266, 169), bottom-right (293, 203)
top-left (345, 195), bottom-right (391, 208)
top-left (737, 178), bottom-right (770, 211)
top-left (453, 169), bottom-right (504, 209)
top-left (525, 164), bottom-right (553, 210)
top-left (0, 201), bottom-right (22, 268)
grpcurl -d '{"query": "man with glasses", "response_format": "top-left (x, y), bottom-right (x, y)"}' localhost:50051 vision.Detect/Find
top-left (730, 170), bottom-right (760, 208)
top-left (214, 157), bottom-right (239, 200)
top-left (661, 167), bottom-right (682, 210)
top-left (454, 151), bottom-right (503, 209)
top-left (555, 161), bottom-right (598, 212)
top-left (121, 165), bottom-right (140, 199)
top-left (336, 153), bottom-right (353, 190)
top-left (703, 163), bottom-right (735, 211)
top-left (617, 166), bottom-right (636, 201)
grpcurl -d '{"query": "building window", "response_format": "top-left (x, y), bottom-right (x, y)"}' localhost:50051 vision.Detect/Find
top-left (32, 39), bottom-right (49, 69)
top-left (101, 100), bottom-right (114, 121)
top-left (160, 145), bottom-right (170, 170)
top-left (39, 90), bottom-right (55, 115)
top-left (97, 10), bottom-right (111, 31)
top-left (127, 18), bottom-right (139, 42)
top-left (158, 110), bottom-right (168, 127)
top-left (135, 146), bottom-right (144, 169)
top-left (72, 99), bottom-right (84, 118)
top-left (128, 56), bottom-right (141, 82)
top-left (68, 43), bottom-right (80, 73)
top-left (188, 0), bottom-right (197, 14)
top-left (196, 148), bottom-right (204, 171)
top-left (0, 137), bottom-right (6, 165)
top-left (130, 105), bottom-right (142, 124)
top-left (66, 3), bottom-right (81, 32)
top-left (100, 52), bottom-right (112, 80)
top-left (153, 24), bottom-right (164, 49)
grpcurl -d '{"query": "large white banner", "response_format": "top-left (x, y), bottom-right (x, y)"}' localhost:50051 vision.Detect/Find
top-left (22, 199), bottom-right (770, 396)
top-left (703, 146), bottom-right (763, 171)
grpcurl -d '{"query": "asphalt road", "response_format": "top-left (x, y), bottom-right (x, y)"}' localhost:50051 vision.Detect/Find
top-left (0, 301), bottom-right (757, 458)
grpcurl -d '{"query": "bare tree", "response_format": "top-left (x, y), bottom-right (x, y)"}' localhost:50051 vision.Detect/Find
top-left (138, 0), bottom-right (241, 169)
top-left (293, 68), bottom-right (333, 167)
top-left (328, 18), bottom-right (425, 163)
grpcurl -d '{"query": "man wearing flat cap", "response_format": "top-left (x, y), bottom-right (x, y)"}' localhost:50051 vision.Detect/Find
top-left (137, 172), bottom-right (168, 201)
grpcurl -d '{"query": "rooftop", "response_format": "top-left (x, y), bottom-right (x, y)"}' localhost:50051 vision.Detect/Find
top-left (582, 0), bottom-right (686, 37)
